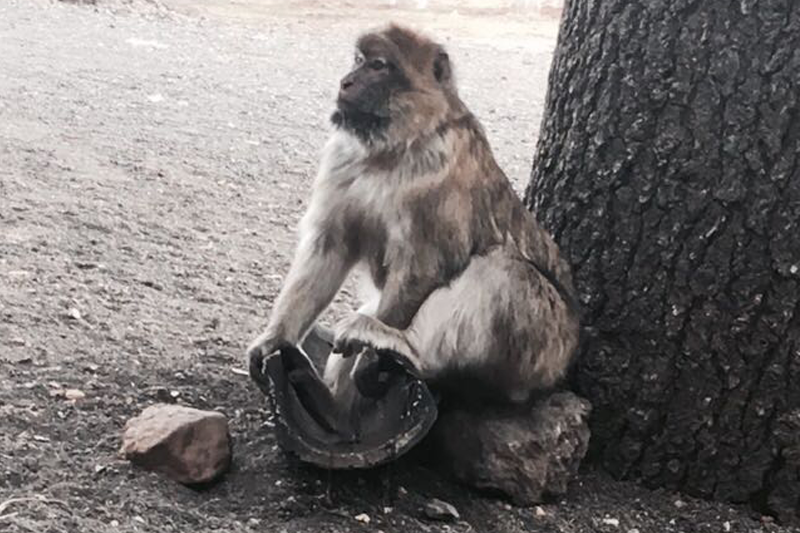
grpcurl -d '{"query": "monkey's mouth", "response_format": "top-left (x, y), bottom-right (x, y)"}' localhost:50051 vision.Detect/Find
top-left (331, 104), bottom-right (390, 140)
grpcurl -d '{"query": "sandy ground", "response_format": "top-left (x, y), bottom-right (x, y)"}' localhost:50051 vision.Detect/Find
top-left (0, 1), bottom-right (794, 532)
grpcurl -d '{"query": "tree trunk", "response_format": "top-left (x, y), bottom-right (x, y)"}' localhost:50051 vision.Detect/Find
top-left (526, 0), bottom-right (800, 523)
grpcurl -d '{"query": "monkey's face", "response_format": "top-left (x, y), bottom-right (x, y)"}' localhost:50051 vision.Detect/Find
top-left (332, 26), bottom-right (458, 144)
top-left (337, 50), bottom-right (404, 117)
top-left (332, 47), bottom-right (409, 139)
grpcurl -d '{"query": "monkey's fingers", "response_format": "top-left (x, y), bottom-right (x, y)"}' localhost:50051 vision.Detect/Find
top-left (247, 347), bottom-right (271, 391)
top-left (333, 337), bottom-right (368, 358)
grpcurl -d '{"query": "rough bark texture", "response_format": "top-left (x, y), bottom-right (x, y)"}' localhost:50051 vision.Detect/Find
top-left (526, 0), bottom-right (800, 523)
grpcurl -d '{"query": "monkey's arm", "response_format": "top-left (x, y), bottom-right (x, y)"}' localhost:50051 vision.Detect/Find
top-left (332, 252), bottom-right (442, 362)
top-left (374, 267), bottom-right (440, 330)
top-left (332, 262), bottom-right (440, 371)
top-left (248, 228), bottom-right (354, 363)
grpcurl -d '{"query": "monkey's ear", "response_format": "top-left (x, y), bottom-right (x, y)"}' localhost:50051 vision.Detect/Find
top-left (433, 51), bottom-right (451, 84)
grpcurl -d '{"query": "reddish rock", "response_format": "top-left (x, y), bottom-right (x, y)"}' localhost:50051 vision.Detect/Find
top-left (120, 404), bottom-right (231, 485)
top-left (432, 391), bottom-right (591, 505)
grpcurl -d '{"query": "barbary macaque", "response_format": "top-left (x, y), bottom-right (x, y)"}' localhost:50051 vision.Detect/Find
top-left (248, 24), bottom-right (579, 409)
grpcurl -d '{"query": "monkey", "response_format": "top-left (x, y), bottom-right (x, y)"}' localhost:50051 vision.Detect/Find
top-left (247, 24), bottom-right (579, 416)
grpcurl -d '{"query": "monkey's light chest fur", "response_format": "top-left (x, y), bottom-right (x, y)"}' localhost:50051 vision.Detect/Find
top-left (311, 126), bottom-right (578, 404)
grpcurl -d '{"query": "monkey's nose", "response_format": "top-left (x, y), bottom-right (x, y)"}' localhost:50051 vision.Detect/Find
top-left (340, 79), bottom-right (354, 91)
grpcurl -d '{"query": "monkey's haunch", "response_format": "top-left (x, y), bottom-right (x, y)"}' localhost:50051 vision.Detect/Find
top-left (261, 342), bottom-right (438, 469)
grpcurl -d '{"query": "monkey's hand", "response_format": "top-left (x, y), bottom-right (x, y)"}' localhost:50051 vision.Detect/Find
top-left (333, 314), bottom-right (375, 358)
top-left (334, 314), bottom-right (421, 371)
top-left (246, 331), bottom-right (285, 391)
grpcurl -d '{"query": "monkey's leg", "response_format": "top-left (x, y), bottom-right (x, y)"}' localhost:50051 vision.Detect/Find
top-left (408, 247), bottom-right (579, 403)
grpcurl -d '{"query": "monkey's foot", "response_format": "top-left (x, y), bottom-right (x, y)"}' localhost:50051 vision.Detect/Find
top-left (260, 343), bottom-right (438, 469)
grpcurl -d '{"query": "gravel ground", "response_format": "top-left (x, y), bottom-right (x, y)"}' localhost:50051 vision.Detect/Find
top-left (0, 1), bottom-right (796, 532)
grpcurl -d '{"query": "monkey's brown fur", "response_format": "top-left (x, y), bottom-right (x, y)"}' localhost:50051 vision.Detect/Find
top-left (248, 24), bottom-right (579, 405)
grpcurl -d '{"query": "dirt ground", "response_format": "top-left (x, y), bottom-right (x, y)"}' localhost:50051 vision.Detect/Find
top-left (0, 1), bottom-right (795, 532)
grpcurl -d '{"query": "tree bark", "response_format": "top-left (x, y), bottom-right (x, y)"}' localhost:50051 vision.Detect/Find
top-left (526, 0), bottom-right (800, 523)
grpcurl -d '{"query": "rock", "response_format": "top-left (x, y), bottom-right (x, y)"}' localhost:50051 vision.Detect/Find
top-left (64, 389), bottom-right (86, 400)
top-left (120, 404), bottom-right (231, 485)
top-left (49, 388), bottom-right (86, 400)
top-left (431, 391), bottom-right (591, 505)
top-left (423, 498), bottom-right (460, 521)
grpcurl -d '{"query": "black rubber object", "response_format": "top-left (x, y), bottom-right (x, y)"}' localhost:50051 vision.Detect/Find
top-left (261, 330), bottom-right (438, 469)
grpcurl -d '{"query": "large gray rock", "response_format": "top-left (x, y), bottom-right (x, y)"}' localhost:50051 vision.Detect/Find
top-left (432, 391), bottom-right (591, 504)
top-left (120, 404), bottom-right (231, 485)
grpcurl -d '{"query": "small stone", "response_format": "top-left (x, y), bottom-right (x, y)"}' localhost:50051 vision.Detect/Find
top-left (602, 517), bottom-right (620, 527)
top-left (723, 522), bottom-right (731, 532)
top-left (354, 513), bottom-right (370, 524)
top-left (64, 389), bottom-right (86, 400)
top-left (423, 498), bottom-right (460, 521)
top-left (674, 499), bottom-right (686, 508)
top-left (431, 391), bottom-right (591, 504)
top-left (535, 506), bottom-right (547, 517)
top-left (628, 529), bottom-right (640, 533)
top-left (110, 520), bottom-right (119, 527)
top-left (120, 404), bottom-right (231, 485)
top-left (49, 386), bottom-right (85, 400)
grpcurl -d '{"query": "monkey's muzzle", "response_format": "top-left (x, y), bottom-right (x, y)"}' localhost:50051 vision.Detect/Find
top-left (258, 327), bottom-right (438, 469)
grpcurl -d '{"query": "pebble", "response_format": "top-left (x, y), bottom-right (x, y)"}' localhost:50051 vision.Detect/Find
top-left (602, 517), bottom-right (620, 527)
top-left (424, 498), bottom-right (460, 521)
top-left (354, 513), bottom-right (370, 524)
top-left (64, 389), bottom-right (86, 400)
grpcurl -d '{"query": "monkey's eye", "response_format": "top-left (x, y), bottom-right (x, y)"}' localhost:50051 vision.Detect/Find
top-left (354, 53), bottom-right (365, 66)
top-left (369, 58), bottom-right (388, 71)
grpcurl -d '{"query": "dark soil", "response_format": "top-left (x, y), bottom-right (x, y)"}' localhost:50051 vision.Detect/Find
top-left (0, 1), bottom-right (795, 532)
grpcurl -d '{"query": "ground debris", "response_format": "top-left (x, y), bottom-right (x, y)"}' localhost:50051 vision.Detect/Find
top-left (423, 498), bottom-right (460, 521)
